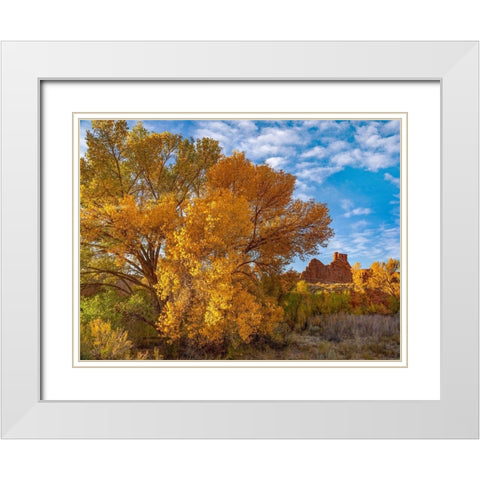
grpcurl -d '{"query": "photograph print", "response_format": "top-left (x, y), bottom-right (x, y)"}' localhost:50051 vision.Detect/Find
top-left (78, 115), bottom-right (404, 362)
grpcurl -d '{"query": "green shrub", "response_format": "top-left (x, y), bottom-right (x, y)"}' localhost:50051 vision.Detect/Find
top-left (80, 290), bottom-right (158, 346)
top-left (388, 295), bottom-right (401, 314)
top-left (283, 287), bottom-right (353, 330)
top-left (283, 291), bottom-right (314, 331)
top-left (80, 290), bottom-right (124, 328)
top-left (315, 291), bottom-right (352, 314)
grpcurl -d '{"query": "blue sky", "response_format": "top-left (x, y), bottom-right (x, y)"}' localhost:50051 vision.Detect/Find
top-left (80, 119), bottom-right (401, 271)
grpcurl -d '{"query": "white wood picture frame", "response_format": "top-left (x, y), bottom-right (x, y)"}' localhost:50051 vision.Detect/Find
top-left (1, 41), bottom-right (478, 438)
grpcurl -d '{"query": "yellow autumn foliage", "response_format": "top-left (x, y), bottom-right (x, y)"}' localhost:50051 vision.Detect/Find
top-left (156, 188), bottom-right (285, 347)
top-left (367, 259), bottom-right (400, 298)
top-left (81, 121), bottom-right (334, 355)
top-left (80, 318), bottom-right (133, 360)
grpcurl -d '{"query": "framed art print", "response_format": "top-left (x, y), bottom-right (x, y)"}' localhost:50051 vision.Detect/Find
top-left (70, 110), bottom-right (407, 371)
top-left (1, 41), bottom-right (478, 437)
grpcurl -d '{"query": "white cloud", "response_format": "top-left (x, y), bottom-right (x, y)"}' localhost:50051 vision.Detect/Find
top-left (293, 192), bottom-right (313, 202)
top-left (236, 120), bottom-right (258, 134)
top-left (251, 127), bottom-right (302, 146)
top-left (201, 121), bottom-right (234, 134)
top-left (139, 121), bottom-right (157, 132)
top-left (378, 225), bottom-right (401, 258)
top-left (300, 139), bottom-right (348, 160)
top-left (295, 165), bottom-right (343, 184)
top-left (354, 124), bottom-right (384, 149)
top-left (295, 178), bottom-right (313, 191)
top-left (293, 178), bottom-right (315, 201)
top-left (194, 128), bottom-right (230, 145)
top-left (331, 149), bottom-right (396, 171)
top-left (192, 121), bottom-right (260, 156)
top-left (338, 122), bottom-right (401, 171)
top-left (341, 199), bottom-right (372, 218)
top-left (190, 120), bottom-right (400, 177)
top-left (344, 207), bottom-right (372, 218)
top-left (300, 145), bottom-right (327, 159)
top-left (380, 120), bottom-right (400, 136)
top-left (384, 172), bottom-right (400, 187)
top-left (317, 121), bottom-right (350, 133)
top-left (331, 149), bottom-right (362, 167)
top-left (326, 140), bottom-right (348, 152)
top-left (381, 134), bottom-right (401, 154)
top-left (321, 222), bottom-right (399, 268)
top-left (341, 199), bottom-right (354, 211)
top-left (351, 220), bottom-right (369, 230)
top-left (265, 156), bottom-right (287, 169)
top-left (300, 120), bottom-right (325, 128)
top-left (351, 231), bottom-right (373, 247)
top-left (363, 153), bottom-right (395, 170)
top-left (240, 127), bottom-right (303, 160)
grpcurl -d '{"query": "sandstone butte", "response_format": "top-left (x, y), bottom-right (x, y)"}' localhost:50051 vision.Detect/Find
top-left (300, 252), bottom-right (368, 284)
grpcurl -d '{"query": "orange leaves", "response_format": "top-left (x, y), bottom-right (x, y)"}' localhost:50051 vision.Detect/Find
top-left (367, 259), bottom-right (400, 298)
top-left (81, 121), bottom-right (335, 354)
top-left (154, 151), bottom-right (334, 349)
top-left (207, 153), bottom-right (334, 270)
top-left (181, 189), bottom-right (252, 258)
top-left (80, 121), bottom-right (223, 298)
top-left (352, 259), bottom-right (400, 299)
top-left (81, 193), bottom-right (178, 250)
top-left (155, 191), bottom-right (253, 345)
top-left (208, 151), bottom-right (295, 211)
top-left (155, 187), bottom-right (277, 346)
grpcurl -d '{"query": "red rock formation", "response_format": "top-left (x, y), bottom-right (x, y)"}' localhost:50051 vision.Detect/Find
top-left (301, 252), bottom-right (353, 283)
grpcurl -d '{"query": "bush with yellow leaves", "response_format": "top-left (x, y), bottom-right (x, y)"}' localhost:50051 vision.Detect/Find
top-left (80, 317), bottom-right (133, 360)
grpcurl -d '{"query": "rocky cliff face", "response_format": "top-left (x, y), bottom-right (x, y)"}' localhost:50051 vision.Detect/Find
top-left (301, 252), bottom-right (353, 283)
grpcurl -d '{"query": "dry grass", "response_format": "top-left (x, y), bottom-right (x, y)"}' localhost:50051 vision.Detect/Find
top-left (289, 313), bottom-right (400, 360)
top-left (227, 313), bottom-right (400, 360)
top-left (308, 313), bottom-right (399, 340)
top-left (127, 313), bottom-right (400, 361)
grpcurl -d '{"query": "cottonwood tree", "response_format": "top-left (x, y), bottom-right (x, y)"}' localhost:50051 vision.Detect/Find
top-left (80, 120), bottom-right (222, 315)
top-left (367, 259), bottom-right (400, 298)
top-left (81, 122), bottom-right (334, 352)
top-left (155, 153), bottom-right (333, 349)
top-left (351, 262), bottom-right (364, 290)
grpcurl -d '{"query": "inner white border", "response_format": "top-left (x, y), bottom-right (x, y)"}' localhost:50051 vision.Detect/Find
top-left (72, 111), bottom-right (408, 368)
top-left (42, 81), bottom-right (439, 399)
